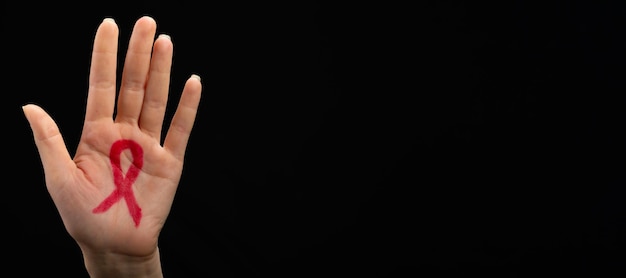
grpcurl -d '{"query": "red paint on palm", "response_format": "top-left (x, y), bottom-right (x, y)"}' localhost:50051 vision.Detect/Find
top-left (92, 139), bottom-right (144, 227)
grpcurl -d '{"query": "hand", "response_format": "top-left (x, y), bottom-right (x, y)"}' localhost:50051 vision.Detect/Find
top-left (22, 16), bottom-right (201, 277)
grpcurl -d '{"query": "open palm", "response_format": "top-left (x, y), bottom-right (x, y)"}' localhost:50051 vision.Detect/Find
top-left (23, 16), bottom-right (201, 258)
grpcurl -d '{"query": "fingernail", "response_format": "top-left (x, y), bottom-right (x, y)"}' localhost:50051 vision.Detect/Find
top-left (103, 18), bottom-right (115, 23)
top-left (158, 34), bottom-right (171, 40)
top-left (191, 74), bottom-right (201, 82)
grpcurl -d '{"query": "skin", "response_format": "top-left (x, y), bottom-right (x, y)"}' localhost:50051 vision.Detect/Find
top-left (22, 16), bottom-right (202, 277)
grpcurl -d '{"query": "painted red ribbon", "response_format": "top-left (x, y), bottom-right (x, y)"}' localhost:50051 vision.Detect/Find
top-left (92, 139), bottom-right (143, 227)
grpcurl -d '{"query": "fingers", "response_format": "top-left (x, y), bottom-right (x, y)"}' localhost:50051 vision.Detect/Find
top-left (139, 34), bottom-right (173, 140)
top-left (22, 104), bottom-right (75, 181)
top-left (85, 18), bottom-right (119, 123)
top-left (116, 16), bottom-right (157, 124)
top-left (164, 75), bottom-right (202, 160)
top-left (85, 15), bottom-right (199, 154)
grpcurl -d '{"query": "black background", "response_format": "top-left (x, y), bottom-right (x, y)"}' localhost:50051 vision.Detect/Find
top-left (4, 1), bottom-right (626, 277)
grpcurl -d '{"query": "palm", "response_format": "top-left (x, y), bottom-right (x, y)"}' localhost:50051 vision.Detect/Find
top-left (23, 16), bottom-right (201, 257)
top-left (56, 122), bottom-right (181, 256)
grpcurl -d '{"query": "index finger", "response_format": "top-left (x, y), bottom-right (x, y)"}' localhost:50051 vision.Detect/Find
top-left (85, 18), bottom-right (119, 123)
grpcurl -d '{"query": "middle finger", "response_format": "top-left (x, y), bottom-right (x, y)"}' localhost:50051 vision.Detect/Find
top-left (115, 16), bottom-right (157, 124)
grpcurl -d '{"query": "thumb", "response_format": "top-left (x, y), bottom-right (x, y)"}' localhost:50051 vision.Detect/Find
top-left (22, 104), bottom-right (74, 182)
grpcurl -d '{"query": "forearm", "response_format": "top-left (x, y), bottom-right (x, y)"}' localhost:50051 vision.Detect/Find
top-left (81, 247), bottom-right (163, 278)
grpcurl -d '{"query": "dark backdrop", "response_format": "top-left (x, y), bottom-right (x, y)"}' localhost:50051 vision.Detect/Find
top-left (4, 1), bottom-right (626, 277)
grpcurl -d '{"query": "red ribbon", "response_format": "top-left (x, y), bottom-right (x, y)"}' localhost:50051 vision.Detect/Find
top-left (92, 139), bottom-right (143, 227)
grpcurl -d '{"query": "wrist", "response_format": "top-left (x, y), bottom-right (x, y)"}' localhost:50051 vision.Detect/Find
top-left (81, 246), bottom-right (163, 278)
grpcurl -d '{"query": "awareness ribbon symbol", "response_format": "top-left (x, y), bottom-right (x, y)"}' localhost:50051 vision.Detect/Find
top-left (92, 139), bottom-right (144, 227)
